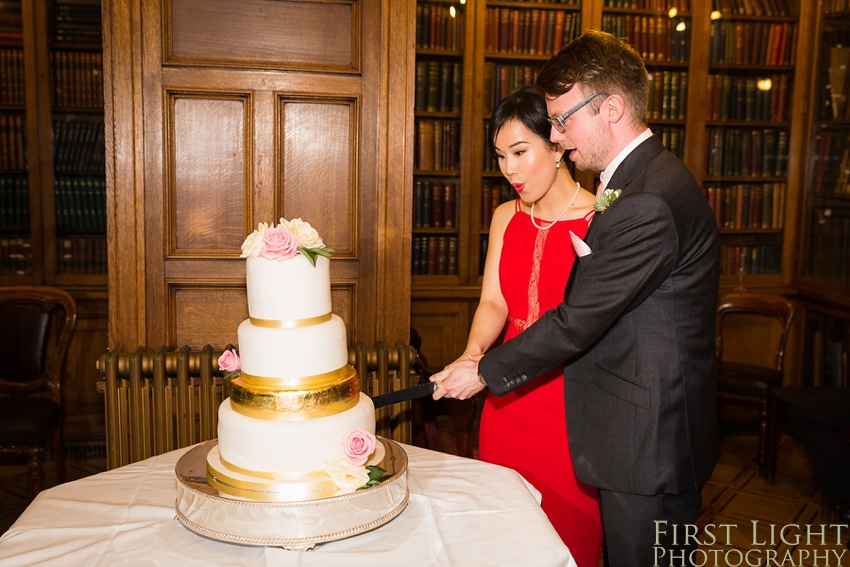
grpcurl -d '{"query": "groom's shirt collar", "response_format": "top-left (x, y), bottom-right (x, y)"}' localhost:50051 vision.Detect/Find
top-left (599, 128), bottom-right (653, 189)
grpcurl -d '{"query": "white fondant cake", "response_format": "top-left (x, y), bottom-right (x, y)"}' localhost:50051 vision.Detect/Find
top-left (211, 218), bottom-right (380, 501)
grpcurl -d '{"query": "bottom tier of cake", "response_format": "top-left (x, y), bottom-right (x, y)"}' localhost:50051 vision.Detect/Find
top-left (175, 438), bottom-right (409, 550)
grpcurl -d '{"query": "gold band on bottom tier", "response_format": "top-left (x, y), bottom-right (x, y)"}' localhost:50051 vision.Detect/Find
top-left (230, 364), bottom-right (359, 420)
top-left (207, 451), bottom-right (339, 501)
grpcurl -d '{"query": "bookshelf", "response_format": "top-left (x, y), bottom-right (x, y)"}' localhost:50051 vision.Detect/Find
top-left (703, 0), bottom-right (800, 281)
top-left (797, 1), bottom-right (850, 387)
top-left (0, 1), bottom-right (29, 277)
top-left (0, 0), bottom-right (109, 446)
top-left (0, 0), bottom-right (106, 283)
top-left (411, 0), bottom-right (815, 368)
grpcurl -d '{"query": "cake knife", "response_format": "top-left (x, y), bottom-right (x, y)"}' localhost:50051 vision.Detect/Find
top-left (371, 382), bottom-right (438, 409)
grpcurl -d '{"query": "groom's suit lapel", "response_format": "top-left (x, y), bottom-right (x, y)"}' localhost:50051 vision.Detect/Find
top-left (563, 135), bottom-right (665, 299)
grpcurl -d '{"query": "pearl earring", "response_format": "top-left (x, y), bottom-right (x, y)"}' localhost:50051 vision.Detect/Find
top-left (556, 159), bottom-right (561, 169)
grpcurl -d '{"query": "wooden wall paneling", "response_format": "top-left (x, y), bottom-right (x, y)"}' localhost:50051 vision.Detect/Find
top-left (375, 0), bottom-right (415, 345)
top-left (103, 0), bottom-right (149, 347)
top-left (410, 299), bottom-right (472, 369)
top-left (278, 96), bottom-right (357, 257)
top-left (167, 92), bottom-right (251, 255)
top-left (165, 0), bottom-right (358, 72)
top-left (61, 293), bottom-right (109, 444)
top-left (104, 0), bottom-right (409, 351)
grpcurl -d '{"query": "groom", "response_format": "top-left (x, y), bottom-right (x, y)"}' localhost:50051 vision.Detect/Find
top-left (432, 30), bottom-right (720, 567)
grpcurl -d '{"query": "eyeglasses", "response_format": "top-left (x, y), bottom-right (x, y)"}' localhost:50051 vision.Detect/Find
top-left (548, 93), bottom-right (608, 133)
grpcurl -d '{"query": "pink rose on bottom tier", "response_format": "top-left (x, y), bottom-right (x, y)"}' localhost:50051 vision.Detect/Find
top-left (343, 428), bottom-right (377, 466)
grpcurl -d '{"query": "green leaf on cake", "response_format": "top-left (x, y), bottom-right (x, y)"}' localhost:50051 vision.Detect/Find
top-left (298, 247), bottom-right (336, 267)
top-left (357, 465), bottom-right (387, 490)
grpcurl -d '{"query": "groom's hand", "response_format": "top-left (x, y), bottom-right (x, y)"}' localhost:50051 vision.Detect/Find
top-left (430, 354), bottom-right (486, 400)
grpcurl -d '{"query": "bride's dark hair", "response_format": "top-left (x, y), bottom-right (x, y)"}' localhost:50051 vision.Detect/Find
top-left (489, 86), bottom-right (558, 156)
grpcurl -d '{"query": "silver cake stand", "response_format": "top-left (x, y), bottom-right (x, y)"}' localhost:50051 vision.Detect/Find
top-left (175, 438), bottom-right (409, 551)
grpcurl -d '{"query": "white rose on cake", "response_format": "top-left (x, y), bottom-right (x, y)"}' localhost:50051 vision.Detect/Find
top-left (240, 222), bottom-right (269, 258)
top-left (325, 459), bottom-right (371, 493)
top-left (282, 217), bottom-right (325, 250)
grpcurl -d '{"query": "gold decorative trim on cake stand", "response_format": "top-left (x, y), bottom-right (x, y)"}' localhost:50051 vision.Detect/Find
top-left (175, 439), bottom-right (409, 551)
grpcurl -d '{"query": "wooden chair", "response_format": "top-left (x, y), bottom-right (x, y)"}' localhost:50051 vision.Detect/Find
top-left (0, 286), bottom-right (77, 497)
top-left (715, 291), bottom-right (794, 480)
top-left (410, 328), bottom-right (476, 458)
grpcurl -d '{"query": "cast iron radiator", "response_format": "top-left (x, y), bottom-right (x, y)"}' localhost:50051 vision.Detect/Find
top-left (96, 342), bottom-right (417, 469)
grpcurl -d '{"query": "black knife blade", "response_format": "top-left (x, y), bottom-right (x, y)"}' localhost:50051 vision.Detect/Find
top-left (371, 382), bottom-right (437, 409)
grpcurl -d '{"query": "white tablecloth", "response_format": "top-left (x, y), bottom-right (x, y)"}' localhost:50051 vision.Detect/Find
top-left (0, 443), bottom-right (576, 566)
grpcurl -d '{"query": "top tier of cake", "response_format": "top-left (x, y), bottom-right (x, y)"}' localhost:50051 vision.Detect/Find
top-left (246, 253), bottom-right (332, 322)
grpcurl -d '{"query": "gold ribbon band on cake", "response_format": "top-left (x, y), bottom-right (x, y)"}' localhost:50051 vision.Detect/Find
top-left (207, 459), bottom-right (340, 501)
top-left (230, 365), bottom-right (359, 420)
top-left (250, 312), bottom-right (332, 329)
top-left (219, 456), bottom-right (329, 481)
top-left (239, 364), bottom-right (355, 389)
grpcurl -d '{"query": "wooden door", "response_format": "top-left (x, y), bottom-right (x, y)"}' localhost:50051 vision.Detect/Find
top-left (103, 0), bottom-right (413, 350)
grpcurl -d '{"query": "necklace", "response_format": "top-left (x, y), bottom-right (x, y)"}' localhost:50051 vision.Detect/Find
top-left (530, 182), bottom-right (581, 230)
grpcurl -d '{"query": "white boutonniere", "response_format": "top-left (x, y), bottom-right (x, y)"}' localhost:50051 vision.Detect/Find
top-left (593, 189), bottom-right (622, 213)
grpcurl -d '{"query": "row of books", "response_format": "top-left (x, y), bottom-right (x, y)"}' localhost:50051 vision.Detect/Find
top-left (412, 235), bottom-right (458, 276)
top-left (712, 0), bottom-right (791, 17)
top-left (705, 182), bottom-right (786, 231)
top-left (413, 181), bottom-right (458, 229)
top-left (655, 126), bottom-right (686, 159)
top-left (415, 119), bottom-right (461, 172)
top-left (826, 45), bottom-right (850, 120)
top-left (647, 70), bottom-right (688, 122)
top-left (805, 209), bottom-right (850, 286)
top-left (484, 8), bottom-right (580, 56)
top-left (482, 63), bottom-right (541, 115)
top-left (0, 237), bottom-right (31, 276)
top-left (0, 114), bottom-right (26, 171)
top-left (414, 60), bottom-right (462, 114)
top-left (0, 48), bottom-right (24, 106)
top-left (709, 21), bottom-right (798, 66)
top-left (51, 50), bottom-right (104, 109)
top-left (53, 0), bottom-right (102, 45)
top-left (706, 73), bottom-right (790, 123)
top-left (499, 0), bottom-right (578, 4)
top-left (603, 0), bottom-right (690, 8)
top-left (57, 235), bottom-right (107, 275)
top-left (719, 244), bottom-right (780, 275)
top-left (480, 180), bottom-right (514, 229)
top-left (811, 129), bottom-right (850, 194)
top-left (0, 175), bottom-right (28, 229)
top-left (601, 14), bottom-right (691, 64)
top-left (54, 176), bottom-right (106, 231)
top-left (704, 127), bottom-right (788, 178)
top-left (825, 0), bottom-right (850, 15)
top-left (0, 1), bottom-right (22, 41)
top-left (53, 119), bottom-right (105, 173)
top-left (416, 3), bottom-right (465, 52)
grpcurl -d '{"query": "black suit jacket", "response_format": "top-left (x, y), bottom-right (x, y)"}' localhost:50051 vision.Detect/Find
top-left (480, 135), bottom-right (720, 495)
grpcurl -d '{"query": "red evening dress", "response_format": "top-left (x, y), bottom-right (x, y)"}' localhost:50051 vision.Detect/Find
top-left (478, 200), bottom-right (602, 567)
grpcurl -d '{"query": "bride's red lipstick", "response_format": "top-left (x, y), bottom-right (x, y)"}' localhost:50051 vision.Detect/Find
top-left (513, 183), bottom-right (524, 193)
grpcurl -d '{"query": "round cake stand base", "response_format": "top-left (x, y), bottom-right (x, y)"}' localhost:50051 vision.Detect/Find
top-left (174, 438), bottom-right (409, 550)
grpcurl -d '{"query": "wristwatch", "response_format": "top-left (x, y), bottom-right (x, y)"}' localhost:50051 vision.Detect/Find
top-left (478, 372), bottom-right (487, 386)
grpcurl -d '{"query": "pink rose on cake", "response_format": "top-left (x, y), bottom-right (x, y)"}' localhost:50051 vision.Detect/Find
top-left (343, 428), bottom-right (377, 466)
top-left (217, 349), bottom-right (241, 380)
top-left (260, 225), bottom-right (299, 262)
top-left (218, 349), bottom-right (240, 372)
top-left (240, 218), bottom-right (335, 267)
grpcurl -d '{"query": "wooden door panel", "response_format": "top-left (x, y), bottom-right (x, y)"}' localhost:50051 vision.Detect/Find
top-left (280, 97), bottom-right (357, 257)
top-left (166, 0), bottom-right (358, 72)
top-left (167, 93), bottom-right (250, 255)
